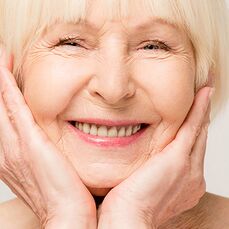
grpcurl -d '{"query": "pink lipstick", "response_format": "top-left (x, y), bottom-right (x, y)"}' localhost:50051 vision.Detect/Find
top-left (67, 119), bottom-right (148, 147)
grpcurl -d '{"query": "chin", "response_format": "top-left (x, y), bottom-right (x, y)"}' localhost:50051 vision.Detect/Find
top-left (76, 164), bottom-right (129, 195)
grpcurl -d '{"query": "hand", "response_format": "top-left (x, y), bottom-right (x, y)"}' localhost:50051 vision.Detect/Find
top-left (98, 86), bottom-right (212, 229)
top-left (0, 49), bottom-right (97, 228)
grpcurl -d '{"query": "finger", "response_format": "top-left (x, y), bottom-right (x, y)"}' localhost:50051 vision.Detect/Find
top-left (0, 65), bottom-right (89, 202)
top-left (0, 45), bottom-right (13, 71)
top-left (190, 126), bottom-right (208, 175)
top-left (0, 48), bottom-right (90, 200)
top-left (0, 66), bottom-right (77, 185)
top-left (190, 103), bottom-right (211, 171)
top-left (0, 174), bottom-right (31, 205)
top-left (0, 90), bottom-right (32, 185)
top-left (0, 91), bottom-right (18, 162)
top-left (173, 86), bottom-right (213, 155)
top-left (0, 65), bottom-right (37, 140)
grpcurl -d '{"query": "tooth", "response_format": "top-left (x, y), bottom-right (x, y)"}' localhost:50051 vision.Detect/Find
top-left (108, 127), bottom-right (118, 137)
top-left (126, 126), bottom-right (133, 136)
top-left (75, 122), bottom-right (79, 128)
top-left (90, 124), bottom-right (98, 135)
top-left (118, 126), bottom-right (125, 137)
top-left (83, 123), bottom-right (90, 134)
top-left (132, 125), bottom-right (139, 134)
top-left (97, 126), bottom-right (108, 137)
top-left (79, 123), bottom-right (83, 131)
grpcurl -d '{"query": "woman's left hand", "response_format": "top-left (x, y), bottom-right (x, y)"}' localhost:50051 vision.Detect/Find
top-left (97, 87), bottom-right (212, 229)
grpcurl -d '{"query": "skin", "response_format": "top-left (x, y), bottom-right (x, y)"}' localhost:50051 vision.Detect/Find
top-left (22, 1), bottom-right (195, 195)
top-left (0, 55), bottom-right (215, 228)
top-left (0, 0), bottom-right (228, 228)
top-left (1, 193), bottom-right (229, 229)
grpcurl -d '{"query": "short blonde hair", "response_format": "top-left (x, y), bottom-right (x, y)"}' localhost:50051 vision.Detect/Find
top-left (0, 0), bottom-right (228, 112)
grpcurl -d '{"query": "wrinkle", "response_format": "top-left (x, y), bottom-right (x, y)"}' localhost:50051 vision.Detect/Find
top-left (149, 121), bottom-right (172, 154)
top-left (80, 92), bottom-right (136, 111)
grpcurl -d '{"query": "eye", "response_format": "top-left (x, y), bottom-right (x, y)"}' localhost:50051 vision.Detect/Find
top-left (141, 40), bottom-right (171, 52)
top-left (61, 41), bottom-right (81, 47)
top-left (56, 37), bottom-right (85, 49)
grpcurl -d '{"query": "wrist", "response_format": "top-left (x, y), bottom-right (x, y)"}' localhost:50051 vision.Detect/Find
top-left (44, 215), bottom-right (96, 229)
top-left (43, 207), bottom-right (97, 229)
top-left (98, 210), bottom-right (157, 229)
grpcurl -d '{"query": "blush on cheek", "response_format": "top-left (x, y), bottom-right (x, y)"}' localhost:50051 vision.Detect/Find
top-left (158, 90), bottom-right (194, 121)
top-left (23, 75), bottom-right (70, 121)
top-left (147, 65), bottom-right (195, 122)
top-left (24, 84), bottom-right (67, 121)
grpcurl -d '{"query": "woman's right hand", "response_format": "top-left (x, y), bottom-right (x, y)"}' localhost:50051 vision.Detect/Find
top-left (0, 50), bottom-right (97, 228)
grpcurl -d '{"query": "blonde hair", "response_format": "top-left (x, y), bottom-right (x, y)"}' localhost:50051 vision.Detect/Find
top-left (0, 0), bottom-right (228, 111)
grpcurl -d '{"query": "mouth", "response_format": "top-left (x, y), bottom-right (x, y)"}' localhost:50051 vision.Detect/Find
top-left (67, 119), bottom-right (149, 147)
top-left (69, 120), bottom-right (148, 137)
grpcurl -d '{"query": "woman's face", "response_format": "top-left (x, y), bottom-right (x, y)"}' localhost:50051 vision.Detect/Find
top-left (22, 1), bottom-right (195, 195)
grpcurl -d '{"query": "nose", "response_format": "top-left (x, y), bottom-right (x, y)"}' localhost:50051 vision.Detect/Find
top-left (88, 51), bottom-right (136, 106)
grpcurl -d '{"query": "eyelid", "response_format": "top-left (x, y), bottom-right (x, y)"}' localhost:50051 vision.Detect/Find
top-left (54, 35), bottom-right (172, 53)
top-left (139, 39), bottom-right (172, 51)
top-left (57, 36), bottom-right (84, 45)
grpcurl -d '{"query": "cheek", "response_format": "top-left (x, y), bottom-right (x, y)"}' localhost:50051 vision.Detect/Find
top-left (22, 56), bottom-right (92, 122)
top-left (134, 57), bottom-right (195, 122)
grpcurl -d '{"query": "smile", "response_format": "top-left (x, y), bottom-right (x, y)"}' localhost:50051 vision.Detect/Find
top-left (73, 121), bottom-right (142, 137)
top-left (68, 120), bottom-right (149, 147)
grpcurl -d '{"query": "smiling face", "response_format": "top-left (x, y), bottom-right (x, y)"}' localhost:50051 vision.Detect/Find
top-left (21, 0), bottom-right (195, 196)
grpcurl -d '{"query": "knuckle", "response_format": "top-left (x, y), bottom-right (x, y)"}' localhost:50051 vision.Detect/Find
top-left (191, 124), bottom-right (202, 137)
top-left (0, 136), bottom-right (23, 172)
top-left (8, 106), bottom-right (21, 122)
top-left (0, 157), bottom-right (13, 177)
top-left (2, 135), bottom-right (19, 156)
top-left (202, 123), bottom-right (209, 134)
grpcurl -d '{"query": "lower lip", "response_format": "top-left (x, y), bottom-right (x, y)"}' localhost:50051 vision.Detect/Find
top-left (67, 123), bottom-right (147, 147)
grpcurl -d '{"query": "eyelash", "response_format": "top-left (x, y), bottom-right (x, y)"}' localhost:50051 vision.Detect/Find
top-left (57, 37), bottom-right (85, 48)
top-left (140, 40), bottom-right (171, 52)
top-left (56, 37), bottom-right (171, 52)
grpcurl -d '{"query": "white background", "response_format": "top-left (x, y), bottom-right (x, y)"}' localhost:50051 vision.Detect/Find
top-left (1, 1), bottom-right (229, 203)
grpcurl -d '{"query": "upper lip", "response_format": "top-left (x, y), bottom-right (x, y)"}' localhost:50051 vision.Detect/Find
top-left (68, 118), bottom-right (147, 127)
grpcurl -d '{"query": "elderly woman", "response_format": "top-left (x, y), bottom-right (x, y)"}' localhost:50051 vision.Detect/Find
top-left (0, 0), bottom-right (229, 228)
